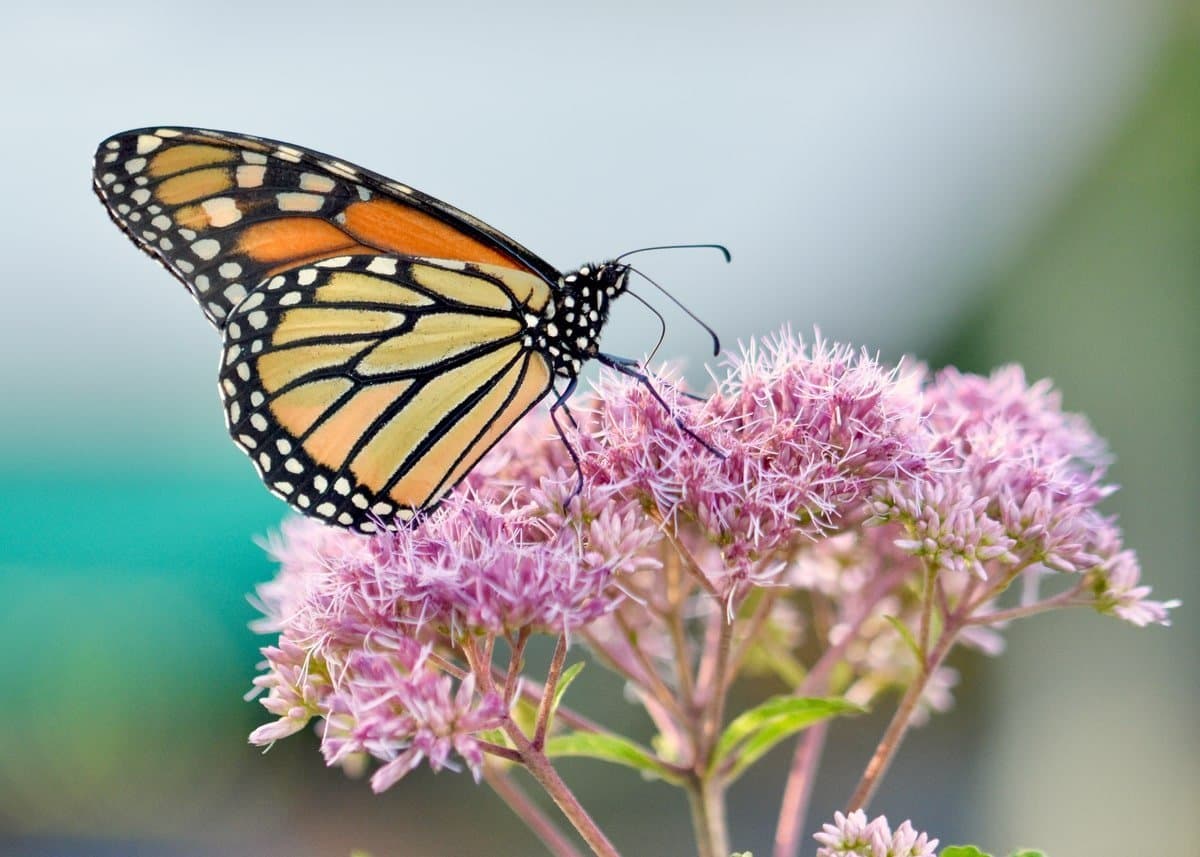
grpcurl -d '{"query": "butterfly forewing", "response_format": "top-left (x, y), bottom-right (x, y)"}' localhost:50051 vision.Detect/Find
top-left (93, 127), bottom-right (558, 327)
top-left (219, 255), bottom-right (554, 531)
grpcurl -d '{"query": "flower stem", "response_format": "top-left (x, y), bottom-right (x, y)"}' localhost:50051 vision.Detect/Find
top-left (664, 543), bottom-right (697, 703)
top-left (484, 764), bottom-right (587, 857)
top-left (726, 589), bottom-right (777, 685)
top-left (698, 613), bottom-right (734, 756)
top-left (844, 621), bottom-right (959, 812)
top-left (917, 562), bottom-right (936, 659)
top-left (504, 628), bottom-right (531, 706)
top-left (962, 583), bottom-right (1088, 626)
top-left (772, 563), bottom-right (908, 857)
top-left (656, 512), bottom-right (719, 597)
top-left (478, 740), bottom-right (525, 764)
top-left (534, 634), bottom-right (570, 748)
top-left (684, 775), bottom-right (730, 857)
top-left (678, 601), bottom-right (735, 857)
top-left (772, 721), bottom-right (829, 857)
top-left (492, 666), bottom-right (607, 734)
top-left (505, 723), bottom-right (622, 857)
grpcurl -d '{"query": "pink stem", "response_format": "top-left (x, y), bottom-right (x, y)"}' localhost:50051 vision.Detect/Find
top-left (484, 764), bottom-right (586, 857)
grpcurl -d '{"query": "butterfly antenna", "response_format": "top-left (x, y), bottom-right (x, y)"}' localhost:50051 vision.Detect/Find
top-left (597, 353), bottom-right (725, 459)
top-left (615, 243), bottom-right (732, 264)
top-left (624, 288), bottom-right (668, 365)
top-left (622, 265), bottom-right (722, 357)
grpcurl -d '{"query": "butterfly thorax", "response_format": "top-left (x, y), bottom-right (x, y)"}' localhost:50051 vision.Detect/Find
top-left (531, 262), bottom-right (629, 378)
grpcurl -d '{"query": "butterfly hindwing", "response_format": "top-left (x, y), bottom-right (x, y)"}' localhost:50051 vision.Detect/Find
top-left (93, 127), bottom-right (559, 328)
top-left (220, 254), bottom-right (555, 531)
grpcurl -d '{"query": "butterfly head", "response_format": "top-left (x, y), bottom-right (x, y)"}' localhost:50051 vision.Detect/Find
top-left (536, 262), bottom-right (630, 378)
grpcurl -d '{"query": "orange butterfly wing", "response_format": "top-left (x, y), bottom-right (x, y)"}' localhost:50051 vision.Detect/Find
top-left (93, 127), bottom-right (559, 327)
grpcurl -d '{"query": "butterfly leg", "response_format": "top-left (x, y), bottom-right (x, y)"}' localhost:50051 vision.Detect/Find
top-left (597, 353), bottom-right (725, 459)
top-left (549, 377), bottom-right (585, 506)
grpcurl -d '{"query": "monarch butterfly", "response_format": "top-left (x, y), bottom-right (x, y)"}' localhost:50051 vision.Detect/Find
top-left (93, 127), bottom-right (724, 533)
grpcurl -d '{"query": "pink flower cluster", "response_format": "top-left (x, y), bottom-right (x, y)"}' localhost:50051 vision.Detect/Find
top-left (247, 329), bottom-right (1173, 787)
top-left (574, 333), bottom-right (932, 597)
top-left (872, 365), bottom-right (1174, 622)
top-left (248, 490), bottom-right (657, 781)
top-left (814, 810), bottom-right (938, 857)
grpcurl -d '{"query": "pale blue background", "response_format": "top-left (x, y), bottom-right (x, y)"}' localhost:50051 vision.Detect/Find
top-left (1, 1), bottom-right (1195, 855)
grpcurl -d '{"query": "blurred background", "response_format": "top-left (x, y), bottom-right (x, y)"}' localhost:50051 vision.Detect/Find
top-left (1, 1), bottom-right (1195, 855)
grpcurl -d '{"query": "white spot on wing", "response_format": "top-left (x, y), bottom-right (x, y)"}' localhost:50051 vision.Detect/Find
top-left (236, 164), bottom-right (266, 188)
top-left (191, 239), bottom-right (220, 260)
top-left (136, 135), bottom-right (163, 154)
top-left (366, 257), bottom-right (398, 276)
top-left (201, 197), bottom-right (242, 227)
top-left (276, 192), bottom-right (324, 212)
top-left (299, 172), bottom-right (337, 192)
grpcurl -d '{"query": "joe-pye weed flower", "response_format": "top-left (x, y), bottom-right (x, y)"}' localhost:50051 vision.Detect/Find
top-left (247, 329), bottom-right (1174, 857)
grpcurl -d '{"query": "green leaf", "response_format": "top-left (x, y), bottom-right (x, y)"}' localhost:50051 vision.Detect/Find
top-left (1008, 851), bottom-right (1047, 857)
top-left (476, 727), bottom-right (509, 746)
top-left (551, 661), bottom-right (585, 715)
top-left (940, 847), bottom-right (992, 857)
top-left (884, 614), bottom-right (922, 663)
top-left (711, 695), bottom-right (863, 779)
top-left (545, 731), bottom-right (683, 785)
top-left (511, 696), bottom-right (539, 734)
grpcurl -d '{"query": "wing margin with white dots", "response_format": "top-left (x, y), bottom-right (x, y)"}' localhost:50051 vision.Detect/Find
top-left (93, 127), bottom-right (561, 329)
